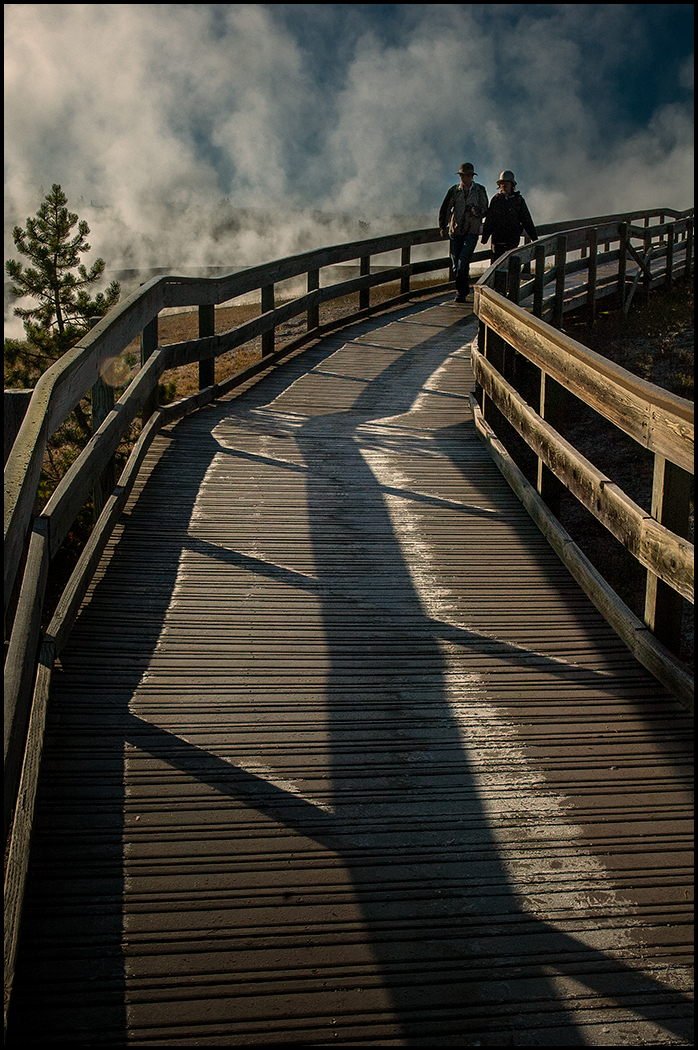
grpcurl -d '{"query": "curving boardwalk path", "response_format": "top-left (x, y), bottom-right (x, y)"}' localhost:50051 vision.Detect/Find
top-left (8, 295), bottom-right (693, 1046)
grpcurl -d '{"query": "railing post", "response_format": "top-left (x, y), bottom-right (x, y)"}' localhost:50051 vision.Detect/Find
top-left (505, 256), bottom-right (522, 388)
top-left (642, 229), bottom-right (652, 306)
top-left (307, 269), bottom-right (319, 331)
top-left (665, 226), bottom-right (674, 291)
top-left (552, 234), bottom-right (566, 329)
top-left (140, 309), bottom-right (159, 427)
top-left (494, 269), bottom-right (512, 379)
top-left (359, 257), bottom-right (370, 311)
top-left (401, 245), bottom-right (411, 296)
top-left (198, 304), bottom-right (215, 389)
top-left (481, 271), bottom-right (509, 428)
top-left (261, 284), bottom-right (275, 357)
top-left (521, 239), bottom-right (533, 275)
top-left (3, 515), bottom-right (51, 838)
top-left (618, 223), bottom-right (628, 304)
top-left (507, 254), bottom-right (521, 306)
top-left (536, 372), bottom-right (566, 518)
top-left (90, 316), bottom-right (115, 520)
top-left (586, 227), bottom-right (598, 323)
top-left (644, 455), bottom-right (692, 655)
top-left (684, 217), bottom-right (693, 277)
top-left (533, 243), bottom-right (545, 319)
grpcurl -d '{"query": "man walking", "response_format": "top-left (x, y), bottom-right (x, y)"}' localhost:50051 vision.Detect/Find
top-left (482, 170), bottom-right (538, 261)
top-left (439, 162), bottom-right (489, 303)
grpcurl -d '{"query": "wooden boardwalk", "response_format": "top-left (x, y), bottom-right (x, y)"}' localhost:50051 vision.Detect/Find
top-left (7, 295), bottom-right (693, 1046)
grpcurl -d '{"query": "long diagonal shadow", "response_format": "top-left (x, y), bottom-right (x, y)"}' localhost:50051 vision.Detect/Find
top-left (139, 309), bottom-right (687, 1041)
top-left (183, 533), bottom-right (645, 692)
top-left (8, 299), bottom-right (692, 1046)
top-left (138, 308), bottom-right (691, 1042)
top-left (122, 700), bottom-right (692, 1044)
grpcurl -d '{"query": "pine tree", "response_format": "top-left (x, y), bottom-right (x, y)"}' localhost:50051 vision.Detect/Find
top-left (5, 184), bottom-right (121, 385)
top-left (4, 185), bottom-right (124, 504)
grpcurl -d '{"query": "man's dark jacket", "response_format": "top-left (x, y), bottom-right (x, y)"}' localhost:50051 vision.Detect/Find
top-left (482, 191), bottom-right (538, 245)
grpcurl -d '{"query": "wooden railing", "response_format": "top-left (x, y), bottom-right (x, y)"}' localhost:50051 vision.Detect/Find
top-left (470, 207), bottom-right (693, 708)
top-left (4, 207), bottom-right (694, 832)
top-left (3, 207), bottom-right (693, 1024)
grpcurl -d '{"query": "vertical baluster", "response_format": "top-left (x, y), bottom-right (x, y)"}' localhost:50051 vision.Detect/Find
top-left (307, 269), bottom-right (319, 331)
top-left (644, 455), bottom-right (692, 656)
top-left (359, 257), bottom-right (370, 311)
top-left (586, 228), bottom-right (598, 323)
top-left (261, 284), bottom-right (275, 356)
top-left (618, 222), bottom-right (628, 305)
top-left (480, 270), bottom-right (508, 429)
top-left (533, 242), bottom-right (545, 317)
top-left (642, 228), bottom-right (652, 306)
top-left (665, 226), bottom-right (674, 291)
top-left (536, 371), bottom-right (565, 519)
top-left (684, 217), bottom-right (693, 278)
top-left (507, 254), bottom-right (521, 305)
top-left (505, 256), bottom-right (521, 388)
top-left (90, 316), bottom-right (114, 520)
top-left (140, 310), bottom-right (159, 427)
top-left (552, 234), bottom-right (566, 329)
top-left (401, 245), bottom-right (411, 297)
top-left (198, 304), bottom-right (215, 389)
top-left (533, 243), bottom-right (545, 319)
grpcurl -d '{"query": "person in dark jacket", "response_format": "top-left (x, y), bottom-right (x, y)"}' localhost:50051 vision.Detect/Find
top-left (482, 170), bottom-right (538, 261)
top-left (439, 162), bottom-right (489, 302)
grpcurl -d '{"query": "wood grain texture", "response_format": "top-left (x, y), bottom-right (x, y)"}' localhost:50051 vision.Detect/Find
top-left (471, 346), bottom-right (694, 602)
top-left (7, 296), bottom-right (693, 1047)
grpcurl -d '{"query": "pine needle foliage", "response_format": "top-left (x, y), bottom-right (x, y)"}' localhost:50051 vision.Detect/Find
top-left (5, 183), bottom-right (121, 386)
top-left (4, 184), bottom-right (123, 506)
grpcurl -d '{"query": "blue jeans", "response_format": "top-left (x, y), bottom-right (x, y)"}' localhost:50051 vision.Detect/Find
top-left (449, 234), bottom-right (478, 296)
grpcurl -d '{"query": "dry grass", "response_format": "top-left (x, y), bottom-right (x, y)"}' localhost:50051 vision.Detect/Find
top-left (129, 277), bottom-right (449, 400)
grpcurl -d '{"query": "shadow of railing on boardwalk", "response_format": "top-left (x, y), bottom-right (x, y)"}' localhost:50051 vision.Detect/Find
top-left (8, 305), bottom-right (691, 1044)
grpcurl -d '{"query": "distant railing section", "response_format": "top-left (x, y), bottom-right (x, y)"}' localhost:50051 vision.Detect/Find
top-left (470, 207), bottom-right (693, 707)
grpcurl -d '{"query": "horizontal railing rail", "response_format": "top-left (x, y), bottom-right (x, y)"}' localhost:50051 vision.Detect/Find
top-left (6, 206), bottom-right (690, 613)
top-left (3, 206), bottom-right (693, 1028)
top-left (4, 206), bottom-right (693, 835)
top-left (471, 207), bottom-right (693, 709)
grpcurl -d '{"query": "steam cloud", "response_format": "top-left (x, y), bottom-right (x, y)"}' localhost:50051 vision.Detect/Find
top-left (4, 3), bottom-right (694, 329)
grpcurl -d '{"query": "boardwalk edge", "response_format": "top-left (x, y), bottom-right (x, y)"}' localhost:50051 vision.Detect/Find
top-left (468, 387), bottom-right (694, 711)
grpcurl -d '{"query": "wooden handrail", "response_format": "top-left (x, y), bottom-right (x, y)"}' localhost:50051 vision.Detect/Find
top-left (2, 208), bottom-right (692, 823)
top-left (471, 207), bottom-right (694, 706)
top-left (474, 287), bottom-right (693, 471)
top-left (4, 227), bottom-right (452, 609)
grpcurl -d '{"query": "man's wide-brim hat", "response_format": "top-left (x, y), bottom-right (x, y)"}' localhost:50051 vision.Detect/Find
top-left (456, 162), bottom-right (477, 175)
top-left (497, 170), bottom-right (517, 184)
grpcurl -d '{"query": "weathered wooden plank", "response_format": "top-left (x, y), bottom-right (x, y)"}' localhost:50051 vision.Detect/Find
top-left (3, 638), bottom-right (55, 1027)
top-left (469, 392), bottom-right (693, 708)
top-left (4, 518), bottom-right (51, 835)
top-left (6, 294), bottom-right (693, 1048)
top-left (475, 286), bottom-right (693, 473)
top-left (472, 345), bottom-right (694, 602)
top-left (41, 350), bottom-right (172, 561)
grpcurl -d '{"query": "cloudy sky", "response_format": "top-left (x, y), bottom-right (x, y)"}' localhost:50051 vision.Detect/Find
top-left (4, 3), bottom-right (694, 281)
